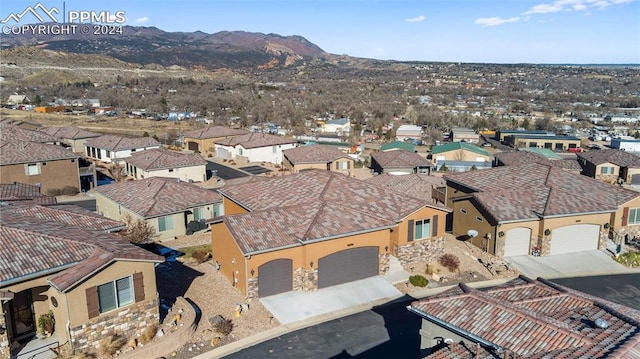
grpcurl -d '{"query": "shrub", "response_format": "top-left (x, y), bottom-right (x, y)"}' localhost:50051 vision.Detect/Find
top-left (409, 274), bottom-right (429, 287)
top-left (37, 310), bottom-right (55, 335)
top-left (62, 185), bottom-right (79, 196)
top-left (615, 251), bottom-right (640, 267)
top-left (138, 324), bottom-right (158, 345)
top-left (210, 315), bottom-right (233, 336)
top-left (191, 249), bottom-right (211, 263)
top-left (439, 254), bottom-right (460, 272)
top-left (425, 263), bottom-right (434, 275)
top-left (99, 334), bottom-right (127, 357)
top-left (46, 188), bottom-right (63, 196)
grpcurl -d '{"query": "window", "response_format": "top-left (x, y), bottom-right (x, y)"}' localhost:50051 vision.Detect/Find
top-left (238, 148), bottom-right (243, 156)
top-left (25, 163), bottom-right (40, 175)
top-left (212, 203), bottom-right (223, 217)
top-left (193, 207), bottom-right (205, 221)
top-left (413, 219), bottom-right (431, 241)
top-left (106, 150), bottom-right (111, 157)
top-left (601, 166), bottom-right (615, 174)
top-left (337, 161), bottom-right (348, 170)
top-left (272, 145), bottom-right (277, 154)
top-left (97, 276), bottom-right (133, 313)
top-left (158, 215), bottom-right (174, 232)
top-left (629, 208), bottom-right (640, 225)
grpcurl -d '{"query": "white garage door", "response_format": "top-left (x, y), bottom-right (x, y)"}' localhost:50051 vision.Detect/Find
top-left (503, 227), bottom-right (531, 257)
top-left (550, 224), bottom-right (599, 255)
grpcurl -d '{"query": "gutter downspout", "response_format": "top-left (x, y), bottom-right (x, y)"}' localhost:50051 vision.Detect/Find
top-left (64, 292), bottom-right (73, 351)
top-left (406, 305), bottom-right (503, 353)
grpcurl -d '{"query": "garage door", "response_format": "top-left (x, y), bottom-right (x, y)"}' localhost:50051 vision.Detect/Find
top-left (550, 224), bottom-right (599, 255)
top-left (318, 247), bottom-right (379, 289)
top-left (258, 259), bottom-right (292, 297)
top-left (216, 147), bottom-right (229, 159)
top-left (503, 227), bottom-right (531, 257)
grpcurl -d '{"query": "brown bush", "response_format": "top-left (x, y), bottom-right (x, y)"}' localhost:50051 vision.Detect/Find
top-left (46, 188), bottom-right (63, 196)
top-left (439, 254), bottom-right (460, 272)
top-left (138, 324), bottom-right (158, 345)
top-left (191, 249), bottom-right (211, 263)
top-left (62, 185), bottom-right (79, 196)
top-left (99, 333), bottom-right (127, 356)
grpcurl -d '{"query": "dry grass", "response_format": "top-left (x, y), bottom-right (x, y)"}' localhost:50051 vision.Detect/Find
top-left (138, 324), bottom-right (158, 345)
top-left (98, 334), bottom-right (127, 357)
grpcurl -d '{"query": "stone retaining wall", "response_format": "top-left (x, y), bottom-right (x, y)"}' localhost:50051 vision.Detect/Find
top-left (395, 237), bottom-right (445, 267)
top-left (0, 310), bottom-right (8, 359)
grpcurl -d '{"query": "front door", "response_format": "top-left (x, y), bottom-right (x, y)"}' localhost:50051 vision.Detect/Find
top-left (10, 290), bottom-right (36, 342)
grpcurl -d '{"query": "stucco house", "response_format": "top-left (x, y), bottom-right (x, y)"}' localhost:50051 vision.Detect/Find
top-left (0, 140), bottom-right (81, 195)
top-left (39, 126), bottom-right (101, 153)
top-left (370, 149), bottom-right (432, 174)
top-left (122, 148), bottom-right (208, 182)
top-left (282, 144), bottom-right (354, 174)
top-left (577, 148), bottom-right (640, 185)
top-left (321, 118), bottom-right (351, 135)
top-left (181, 126), bottom-right (249, 154)
top-left (214, 132), bottom-right (298, 164)
top-left (408, 275), bottom-right (640, 358)
top-left (395, 125), bottom-right (422, 141)
top-left (94, 177), bottom-right (223, 241)
top-left (445, 162), bottom-right (640, 257)
top-left (0, 206), bottom-right (163, 357)
top-left (84, 135), bottom-right (161, 163)
top-left (431, 142), bottom-right (492, 172)
top-left (210, 170), bottom-right (451, 298)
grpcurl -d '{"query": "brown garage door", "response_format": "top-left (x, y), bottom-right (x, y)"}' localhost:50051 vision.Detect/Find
top-left (318, 247), bottom-right (379, 289)
top-left (258, 259), bottom-right (293, 297)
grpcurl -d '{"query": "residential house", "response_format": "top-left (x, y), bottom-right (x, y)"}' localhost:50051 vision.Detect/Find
top-left (0, 207), bottom-right (163, 357)
top-left (449, 127), bottom-right (480, 143)
top-left (431, 142), bottom-right (492, 172)
top-left (365, 173), bottom-right (446, 205)
top-left (445, 162), bottom-right (640, 257)
top-left (94, 177), bottom-right (223, 241)
top-left (282, 144), bottom-right (354, 174)
top-left (495, 149), bottom-right (582, 173)
top-left (0, 182), bottom-right (57, 206)
top-left (84, 135), bottom-right (161, 163)
top-left (408, 275), bottom-right (640, 358)
top-left (181, 126), bottom-right (249, 154)
top-left (6, 94), bottom-right (29, 105)
top-left (379, 140), bottom-right (415, 153)
top-left (505, 134), bottom-right (581, 151)
top-left (123, 148), bottom-right (208, 182)
top-left (321, 118), bottom-right (351, 135)
top-left (39, 126), bottom-right (101, 153)
top-left (210, 170), bottom-right (451, 298)
top-left (577, 148), bottom-right (640, 185)
top-left (395, 125), bottom-right (422, 141)
top-left (215, 132), bottom-right (298, 164)
top-left (0, 141), bottom-right (81, 195)
top-left (611, 137), bottom-right (640, 152)
top-left (370, 149), bottom-right (432, 175)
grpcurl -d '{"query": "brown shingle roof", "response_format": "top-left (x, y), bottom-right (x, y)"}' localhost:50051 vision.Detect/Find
top-left (445, 162), bottom-right (639, 222)
top-left (411, 276), bottom-right (640, 358)
top-left (371, 149), bottom-right (432, 169)
top-left (0, 182), bottom-right (56, 205)
top-left (7, 204), bottom-right (125, 232)
top-left (283, 144), bottom-right (351, 164)
top-left (123, 148), bottom-right (207, 171)
top-left (95, 177), bottom-right (222, 218)
top-left (0, 211), bottom-right (163, 291)
top-left (216, 132), bottom-right (297, 149)
top-left (39, 126), bottom-right (101, 140)
top-left (84, 134), bottom-right (160, 151)
top-left (0, 123), bottom-right (57, 143)
top-left (0, 140), bottom-right (79, 165)
top-left (577, 148), bottom-right (640, 168)
top-left (182, 126), bottom-right (248, 140)
top-left (495, 151), bottom-right (582, 171)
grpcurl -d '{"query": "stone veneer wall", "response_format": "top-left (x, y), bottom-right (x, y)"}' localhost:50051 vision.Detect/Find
top-left (395, 237), bottom-right (444, 267)
top-left (247, 278), bottom-right (258, 299)
top-left (0, 309), bottom-right (8, 359)
top-left (70, 299), bottom-right (159, 352)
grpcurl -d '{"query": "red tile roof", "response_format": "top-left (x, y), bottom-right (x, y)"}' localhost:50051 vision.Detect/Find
top-left (410, 276), bottom-right (640, 358)
top-left (123, 148), bottom-right (207, 171)
top-left (283, 144), bottom-right (351, 164)
top-left (39, 126), bottom-right (101, 140)
top-left (371, 149), bottom-right (432, 169)
top-left (215, 132), bottom-right (297, 149)
top-left (95, 177), bottom-right (222, 218)
top-left (0, 140), bottom-right (79, 165)
top-left (182, 126), bottom-right (248, 139)
top-left (84, 134), bottom-right (160, 151)
top-left (445, 162), bottom-right (639, 222)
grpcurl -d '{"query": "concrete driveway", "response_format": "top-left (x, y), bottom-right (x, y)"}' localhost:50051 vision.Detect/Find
top-left (260, 276), bottom-right (402, 325)
top-left (506, 250), bottom-right (631, 279)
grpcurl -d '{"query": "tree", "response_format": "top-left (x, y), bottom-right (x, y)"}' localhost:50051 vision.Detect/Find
top-left (121, 213), bottom-right (156, 244)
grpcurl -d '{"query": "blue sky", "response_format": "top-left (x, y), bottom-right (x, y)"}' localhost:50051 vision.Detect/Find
top-left (2, 0), bottom-right (639, 64)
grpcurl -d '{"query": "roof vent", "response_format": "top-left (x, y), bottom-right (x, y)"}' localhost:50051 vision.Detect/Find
top-left (594, 318), bottom-right (609, 329)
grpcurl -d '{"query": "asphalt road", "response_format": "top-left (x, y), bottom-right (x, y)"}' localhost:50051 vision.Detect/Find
top-left (224, 273), bottom-right (640, 359)
top-left (206, 160), bottom-right (249, 180)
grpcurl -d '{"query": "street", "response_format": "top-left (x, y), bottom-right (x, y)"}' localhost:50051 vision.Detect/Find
top-left (206, 160), bottom-right (249, 180)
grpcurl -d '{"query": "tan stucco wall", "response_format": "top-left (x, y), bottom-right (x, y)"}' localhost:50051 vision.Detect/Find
top-left (393, 206), bottom-right (448, 250)
top-left (222, 197), bottom-right (250, 215)
top-left (131, 165), bottom-right (206, 182)
top-left (451, 199), bottom-right (498, 253)
top-left (288, 158), bottom-right (354, 175)
top-left (211, 222), bottom-right (248, 294)
top-left (0, 159), bottom-right (80, 194)
top-left (435, 149), bottom-right (490, 162)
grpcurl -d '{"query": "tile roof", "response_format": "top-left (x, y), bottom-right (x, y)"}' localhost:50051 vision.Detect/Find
top-left (283, 144), bottom-right (351, 164)
top-left (95, 177), bottom-right (222, 218)
top-left (0, 140), bottom-right (79, 165)
top-left (0, 210), bottom-right (163, 291)
top-left (84, 134), bottom-right (160, 151)
top-left (181, 126), bottom-right (249, 140)
top-left (39, 126), bottom-right (101, 140)
top-left (577, 148), bottom-right (640, 168)
top-left (371, 149), bottom-right (432, 169)
top-left (123, 148), bottom-right (207, 171)
top-left (0, 182), bottom-right (56, 205)
top-left (445, 162), bottom-right (640, 222)
top-left (410, 276), bottom-right (640, 358)
top-left (6, 204), bottom-right (125, 232)
top-left (0, 123), bottom-right (57, 143)
top-left (495, 151), bottom-right (582, 171)
top-left (215, 132), bottom-right (297, 149)
top-left (365, 173), bottom-right (445, 202)
top-left (432, 142), bottom-right (490, 157)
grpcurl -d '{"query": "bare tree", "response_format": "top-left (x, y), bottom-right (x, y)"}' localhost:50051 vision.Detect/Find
top-left (121, 213), bottom-right (157, 244)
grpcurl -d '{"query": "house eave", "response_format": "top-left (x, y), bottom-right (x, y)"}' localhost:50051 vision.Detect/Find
top-left (1, 262), bottom-right (77, 289)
